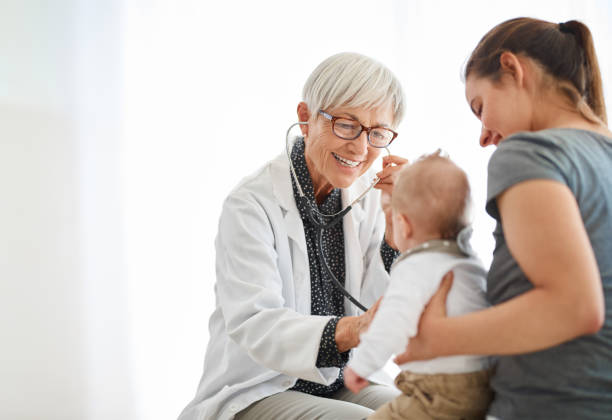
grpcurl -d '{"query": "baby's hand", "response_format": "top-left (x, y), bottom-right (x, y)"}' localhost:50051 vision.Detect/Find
top-left (344, 366), bottom-right (369, 394)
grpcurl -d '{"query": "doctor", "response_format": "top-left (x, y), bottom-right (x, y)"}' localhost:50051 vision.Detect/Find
top-left (179, 52), bottom-right (407, 420)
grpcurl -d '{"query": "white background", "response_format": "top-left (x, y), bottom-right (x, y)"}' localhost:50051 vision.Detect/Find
top-left (1, 1), bottom-right (611, 419)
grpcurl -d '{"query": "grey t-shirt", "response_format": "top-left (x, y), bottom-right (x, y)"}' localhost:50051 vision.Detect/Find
top-left (485, 128), bottom-right (612, 420)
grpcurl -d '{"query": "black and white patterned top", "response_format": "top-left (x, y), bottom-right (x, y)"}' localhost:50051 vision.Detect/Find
top-left (289, 138), bottom-right (398, 396)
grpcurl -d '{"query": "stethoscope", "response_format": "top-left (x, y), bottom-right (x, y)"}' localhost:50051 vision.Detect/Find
top-left (285, 122), bottom-right (390, 312)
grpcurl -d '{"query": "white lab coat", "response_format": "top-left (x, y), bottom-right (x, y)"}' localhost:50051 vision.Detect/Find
top-left (178, 150), bottom-right (391, 420)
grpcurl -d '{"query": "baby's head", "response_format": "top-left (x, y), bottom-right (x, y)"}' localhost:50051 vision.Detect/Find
top-left (391, 152), bottom-right (471, 252)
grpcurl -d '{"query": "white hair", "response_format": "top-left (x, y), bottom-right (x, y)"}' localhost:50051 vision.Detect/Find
top-left (302, 52), bottom-right (405, 128)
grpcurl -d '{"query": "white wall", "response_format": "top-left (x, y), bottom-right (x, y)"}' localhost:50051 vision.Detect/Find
top-left (75, 1), bottom-right (135, 419)
top-left (0, 1), bottom-right (132, 419)
top-left (1, 1), bottom-right (611, 419)
top-left (0, 1), bottom-right (86, 419)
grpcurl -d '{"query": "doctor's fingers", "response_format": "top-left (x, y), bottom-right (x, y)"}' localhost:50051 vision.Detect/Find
top-left (358, 297), bottom-right (383, 334)
top-left (375, 163), bottom-right (405, 185)
top-left (382, 154), bottom-right (409, 168)
top-left (373, 182), bottom-right (393, 195)
top-left (369, 296), bottom-right (383, 314)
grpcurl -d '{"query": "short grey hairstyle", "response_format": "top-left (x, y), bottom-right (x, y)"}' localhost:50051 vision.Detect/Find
top-left (302, 52), bottom-right (405, 128)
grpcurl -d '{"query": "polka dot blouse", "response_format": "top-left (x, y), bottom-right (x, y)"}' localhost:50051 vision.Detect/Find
top-left (289, 138), bottom-right (398, 396)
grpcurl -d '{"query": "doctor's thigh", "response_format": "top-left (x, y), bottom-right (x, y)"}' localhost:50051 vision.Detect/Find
top-left (235, 384), bottom-right (399, 420)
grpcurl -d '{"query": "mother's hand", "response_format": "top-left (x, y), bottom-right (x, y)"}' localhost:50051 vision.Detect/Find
top-left (374, 154), bottom-right (409, 249)
top-left (394, 271), bottom-right (454, 365)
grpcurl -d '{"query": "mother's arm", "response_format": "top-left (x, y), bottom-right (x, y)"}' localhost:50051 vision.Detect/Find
top-left (397, 179), bottom-right (604, 362)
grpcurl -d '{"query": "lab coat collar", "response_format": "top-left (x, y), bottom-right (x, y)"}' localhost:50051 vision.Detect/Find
top-left (270, 152), bottom-right (307, 255)
top-left (270, 151), bottom-right (299, 216)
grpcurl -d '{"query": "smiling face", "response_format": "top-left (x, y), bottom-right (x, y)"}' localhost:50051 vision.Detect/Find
top-left (465, 74), bottom-right (533, 147)
top-left (298, 102), bottom-right (394, 200)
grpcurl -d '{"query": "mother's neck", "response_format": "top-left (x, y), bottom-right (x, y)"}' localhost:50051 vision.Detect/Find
top-left (531, 88), bottom-right (610, 136)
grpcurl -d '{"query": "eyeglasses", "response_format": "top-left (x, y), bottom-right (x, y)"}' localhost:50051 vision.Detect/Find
top-left (318, 110), bottom-right (398, 148)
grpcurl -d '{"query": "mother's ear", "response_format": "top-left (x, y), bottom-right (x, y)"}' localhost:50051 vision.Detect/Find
top-left (297, 102), bottom-right (310, 136)
top-left (499, 51), bottom-right (525, 86)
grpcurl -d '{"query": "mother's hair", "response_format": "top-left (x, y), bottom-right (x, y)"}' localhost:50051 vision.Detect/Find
top-left (302, 52), bottom-right (405, 128)
top-left (464, 17), bottom-right (607, 125)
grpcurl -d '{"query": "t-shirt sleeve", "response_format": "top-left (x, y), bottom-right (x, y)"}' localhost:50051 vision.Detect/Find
top-left (486, 134), bottom-right (572, 220)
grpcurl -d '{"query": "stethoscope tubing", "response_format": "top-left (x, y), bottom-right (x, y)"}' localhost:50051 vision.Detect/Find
top-left (316, 226), bottom-right (369, 312)
top-left (287, 121), bottom-right (387, 312)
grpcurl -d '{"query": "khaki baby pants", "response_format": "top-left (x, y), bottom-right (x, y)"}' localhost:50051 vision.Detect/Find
top-left (368, 369), bottom-right (493, 420)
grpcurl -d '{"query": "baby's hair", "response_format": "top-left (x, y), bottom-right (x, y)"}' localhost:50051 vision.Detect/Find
top-left (392, 152), bottom-right (472, 240)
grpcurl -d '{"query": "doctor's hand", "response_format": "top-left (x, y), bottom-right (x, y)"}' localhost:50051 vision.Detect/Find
top-left (343, 366), bottom-right (369, 394)
top-left (375, 154), bottom-right (409, 250)
top-left (335, 297), bottom-right (382, 353)
top-left (394, 271), bottom-right (454, 365)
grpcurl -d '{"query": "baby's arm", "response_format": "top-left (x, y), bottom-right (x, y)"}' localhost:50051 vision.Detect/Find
top-left (344, 366), bottom-right (369, 393)
top-left (347, 259), bottom-right (439, 379)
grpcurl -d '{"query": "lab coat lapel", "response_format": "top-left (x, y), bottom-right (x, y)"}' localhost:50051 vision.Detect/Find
top-left (270, 153), bottom-right (306, 253)
top-left (342, 179), bottom-right (367, 316)
top-left (270, 153), bottom-right (310, 314)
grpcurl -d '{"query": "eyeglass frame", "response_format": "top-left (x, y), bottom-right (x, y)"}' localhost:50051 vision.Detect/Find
top-left (318, 110), bottom-right (398, 148)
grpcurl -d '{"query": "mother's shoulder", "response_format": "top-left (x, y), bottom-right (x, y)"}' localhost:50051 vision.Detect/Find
top-left (503, 127), bottom-right (606, 148)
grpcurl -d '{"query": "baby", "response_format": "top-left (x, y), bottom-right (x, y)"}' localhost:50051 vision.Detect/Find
top-left (344, 153), bottom-right (492, 420)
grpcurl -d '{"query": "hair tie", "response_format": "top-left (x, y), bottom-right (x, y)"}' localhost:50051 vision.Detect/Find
top-left (558, 22), bottom-right (572, 34)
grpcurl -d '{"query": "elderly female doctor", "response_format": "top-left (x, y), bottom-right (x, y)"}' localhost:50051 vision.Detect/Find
top-left (178, 52), bottom-right (407, 420)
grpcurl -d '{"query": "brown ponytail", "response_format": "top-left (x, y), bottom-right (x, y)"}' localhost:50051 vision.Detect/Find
top-left (562, 20), bottom-right (607, 124)
top-left (465, 17), bottom-right (607, 125)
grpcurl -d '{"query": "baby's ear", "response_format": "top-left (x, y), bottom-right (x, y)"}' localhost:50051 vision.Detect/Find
top-left (397, 213), bottom-right (413, 239)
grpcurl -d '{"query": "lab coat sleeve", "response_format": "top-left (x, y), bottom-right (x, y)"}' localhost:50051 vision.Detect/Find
top-left (215, 192), bottom-right (338, 385)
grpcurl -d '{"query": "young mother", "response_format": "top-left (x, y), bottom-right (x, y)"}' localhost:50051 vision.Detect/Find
top-left (397, 17), bottom-right (612, 419)
top-left (178, 52), bottom-right (408, 420)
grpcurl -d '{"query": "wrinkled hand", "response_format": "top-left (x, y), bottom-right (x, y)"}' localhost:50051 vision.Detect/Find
top-left (335, 297), bottom-right (383, 352)
top-left (375, 154), bottom-right (410, 195)
top-left (394, 271), bottom-right (454, 365)
top-left (374, 155), bottom-right (409, 249)
top-left (344, 366), bottom-right (369, 394)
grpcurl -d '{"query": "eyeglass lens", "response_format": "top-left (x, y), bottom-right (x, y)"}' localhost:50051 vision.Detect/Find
top-left (333, 118), bottom-right (394, 147)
